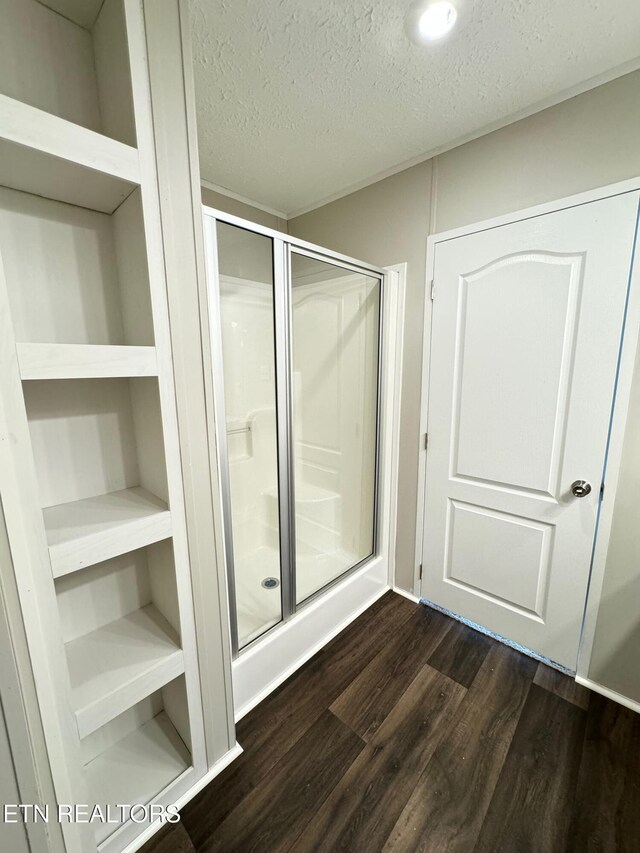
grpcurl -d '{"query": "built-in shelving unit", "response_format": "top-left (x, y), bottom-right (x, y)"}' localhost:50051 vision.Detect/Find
top-left (0, 2), bottom-right (210, 851)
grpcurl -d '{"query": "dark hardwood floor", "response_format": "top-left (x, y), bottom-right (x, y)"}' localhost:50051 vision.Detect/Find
top-left (141, 591), bottom-right (640, 853)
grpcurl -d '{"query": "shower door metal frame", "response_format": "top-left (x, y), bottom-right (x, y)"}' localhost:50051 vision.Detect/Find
top-left (202, 216), bottom-right (240, 654)
top-left (273, 238), bottom-right (296, 621)
top-left (202, 206), bottom-right (387, 657)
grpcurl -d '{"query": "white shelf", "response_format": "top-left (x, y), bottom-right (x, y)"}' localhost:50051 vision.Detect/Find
top-left (17, 343), bottom-right (158, 380)
top-left (66, 605), bottom-right (184, 738)
top-left (0, 94), bottom-right (139, 213)
top-left (44, 488), bottom-right (172, 578)
top-left (86, 712), bottom-right (191, 846)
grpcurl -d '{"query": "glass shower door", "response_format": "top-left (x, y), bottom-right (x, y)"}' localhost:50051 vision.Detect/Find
top-left (289, 251), bottom-right (382, 604)
top-left (212, 222), bottom-right (283, 650)
top-left (206, 211), bottom-right (384, 653)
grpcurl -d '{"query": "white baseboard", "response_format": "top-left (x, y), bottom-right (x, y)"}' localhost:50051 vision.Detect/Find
top-left (121, 743), bottom-right (243, 853)
top-left (575, 676), bottom-right (640, 715)
top-left (172, 744), bottom-right (243, 809)
top-left (392, 585), bottom-right (421, 604)
top-left (232, 558), bottom-right (389, 720)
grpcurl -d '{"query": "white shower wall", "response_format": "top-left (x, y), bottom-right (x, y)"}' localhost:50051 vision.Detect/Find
top-left (220, 278), bottom-right (279, 556)
top-left (291, 271), bottom-right (379, 601)
top-left (220, 277), bottom-right (281, 646)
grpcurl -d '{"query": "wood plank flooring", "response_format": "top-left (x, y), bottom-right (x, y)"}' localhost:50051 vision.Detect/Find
top-left (141, 592), bottom-right (640, 853)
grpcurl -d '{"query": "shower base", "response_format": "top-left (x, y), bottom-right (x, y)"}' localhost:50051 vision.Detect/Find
top-left (235, 544), bottom-right (361, 648)
top-left (232, 554), bottom-right (388, 718)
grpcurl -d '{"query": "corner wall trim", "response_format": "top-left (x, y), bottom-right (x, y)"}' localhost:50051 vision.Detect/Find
top-left (200, 178), bottom-right (288, 220)
top-left (286, 60), bottom-right (640, 220)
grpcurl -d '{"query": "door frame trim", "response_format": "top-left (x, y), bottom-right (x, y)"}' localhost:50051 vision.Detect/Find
top-left (416, 175), bottom-right (640, 681)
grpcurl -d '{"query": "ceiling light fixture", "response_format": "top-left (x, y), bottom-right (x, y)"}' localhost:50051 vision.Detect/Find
top-left (406, 0), bottom-right (458, 44)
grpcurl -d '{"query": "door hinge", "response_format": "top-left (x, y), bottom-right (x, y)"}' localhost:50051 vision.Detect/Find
top-left (418, 564), bottom-right (423, 580)
top-left (424, 432), bottom-right (429, 450)
top-left (430, 280), bottom-right (435, 300)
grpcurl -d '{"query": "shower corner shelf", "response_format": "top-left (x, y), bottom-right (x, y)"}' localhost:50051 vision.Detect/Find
top-left (17, 343), bottom-right (158, 380)
top-left (0, 94), bottom-right (140, 214)
top-left (44, 487), bottom-right (172, 578)
top-left (66, 603), bottom-right (184, 739)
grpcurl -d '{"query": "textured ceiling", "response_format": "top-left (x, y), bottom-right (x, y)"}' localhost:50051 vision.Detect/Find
top-left (190, 0), bottom-right (640, 216)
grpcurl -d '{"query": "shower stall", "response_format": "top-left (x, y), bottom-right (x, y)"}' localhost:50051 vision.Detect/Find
top-left (203, 208), bottom-right (394, 711)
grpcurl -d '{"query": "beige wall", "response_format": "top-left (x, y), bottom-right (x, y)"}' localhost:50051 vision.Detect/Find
top-left (588, 330), bottom-right (640, 701)
top-left (433, 71), bottom-right (640, 232)
top-left (289, 161), bottom-right (433, 592)
top-left (201, 185), bottom-right (288, 232)
top-left (290, 69), bottom-right (640, 697)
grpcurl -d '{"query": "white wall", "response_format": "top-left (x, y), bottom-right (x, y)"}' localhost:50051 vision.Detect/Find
top-left (289, 69), bottom-right (640, 699)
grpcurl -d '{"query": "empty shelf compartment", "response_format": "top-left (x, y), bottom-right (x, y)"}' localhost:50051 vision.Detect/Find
top-left (66, 604), bottom-right (184, 738)
top-left (0, 95), bottom-right (139, 214)
top-left (86, 711), bottom-right (191, 846)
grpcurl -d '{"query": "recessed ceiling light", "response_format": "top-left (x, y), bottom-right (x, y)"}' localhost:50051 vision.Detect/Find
top-left (406, 0), bottom-right (458, 44)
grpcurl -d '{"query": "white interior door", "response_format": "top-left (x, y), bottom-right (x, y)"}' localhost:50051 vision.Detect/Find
top-left (421, 192), bottom-right (640, 668)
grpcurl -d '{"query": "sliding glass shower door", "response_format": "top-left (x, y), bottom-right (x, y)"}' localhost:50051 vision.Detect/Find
top-left (205, 212), bottom-right (383, 653)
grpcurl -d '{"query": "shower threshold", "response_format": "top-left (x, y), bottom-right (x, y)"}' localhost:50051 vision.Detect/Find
top-left (235, 544), bottom-right (363, 649)
top-left (232, 553), bottom-right (388, 719)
